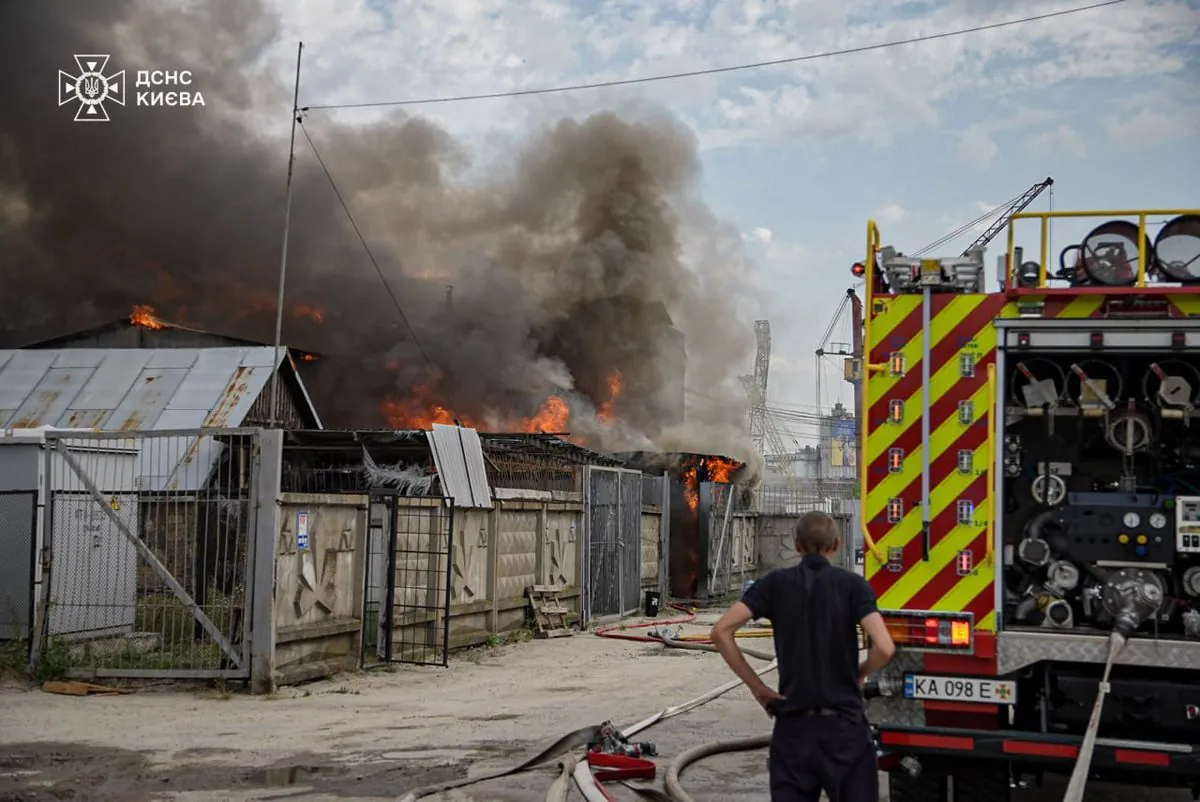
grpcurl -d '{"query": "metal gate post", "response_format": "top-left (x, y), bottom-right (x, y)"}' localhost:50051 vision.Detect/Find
top-left (440, 505), bottom-right (454, 667)
top-left (581, 465), bottom-right (591, 627)
top-left (659, 471), bottom-right (670, 602)
top-left (383, 495), bottom-right (399, 662)
top-left (28, 443), bottom-right (54, 674)
top-left (250, 429), bottom-right (283, 694)
top-left (616, 469), bottom-right (624, 615)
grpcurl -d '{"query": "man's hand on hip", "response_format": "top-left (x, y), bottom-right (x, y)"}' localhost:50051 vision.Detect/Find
top-left (751, 683), bottom-right (786, 715)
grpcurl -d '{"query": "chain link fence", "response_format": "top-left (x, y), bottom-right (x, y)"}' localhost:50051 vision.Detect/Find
top-left (34, 429), bottom-right (258, 680)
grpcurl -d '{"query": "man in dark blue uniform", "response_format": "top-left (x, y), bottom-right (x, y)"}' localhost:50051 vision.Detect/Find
top-left (711, 511), bottom-right (896, 802)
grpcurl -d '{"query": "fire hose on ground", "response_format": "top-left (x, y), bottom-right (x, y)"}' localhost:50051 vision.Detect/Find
top-left (396, 603), bottom-right (778, 802)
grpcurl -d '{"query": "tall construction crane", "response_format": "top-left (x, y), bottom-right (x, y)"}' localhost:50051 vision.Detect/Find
top-left (740, 320), bottom-right (799, 477)
top-left (745, 320), bottom-right (771, 453)
top-left (814, 288), bottom-right (861, 411)
top-left (911, 176), bottom-right (1054, 259)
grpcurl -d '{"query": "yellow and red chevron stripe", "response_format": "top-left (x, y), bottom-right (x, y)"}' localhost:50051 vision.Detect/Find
top-left (864, 293), bottom-right (1007, 633)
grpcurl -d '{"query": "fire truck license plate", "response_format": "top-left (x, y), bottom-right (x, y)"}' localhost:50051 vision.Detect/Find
top-left (903, 675), bottom-right (1017, 705)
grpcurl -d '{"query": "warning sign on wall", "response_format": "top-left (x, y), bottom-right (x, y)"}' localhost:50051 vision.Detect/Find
top-left (296, 511), bottom-right (310, 550)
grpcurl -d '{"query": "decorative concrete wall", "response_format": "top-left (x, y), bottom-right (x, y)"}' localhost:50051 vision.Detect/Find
top-left (273, 493), bottom-right (368, 685)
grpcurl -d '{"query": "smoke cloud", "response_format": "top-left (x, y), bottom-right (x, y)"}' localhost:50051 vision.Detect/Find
top-left (0, 0), bottom-right (759, 464)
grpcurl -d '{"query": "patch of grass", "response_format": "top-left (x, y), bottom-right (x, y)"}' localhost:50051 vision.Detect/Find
top-left (0, 638), bottom-right (31, 680)
top-left (33, 639), bottom-right (70, 683)
top-left (67, 589), bottom-right (241, 672)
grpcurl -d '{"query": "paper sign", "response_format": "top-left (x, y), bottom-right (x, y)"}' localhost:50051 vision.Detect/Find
top-left (297, 512), bottom-right (310, 550)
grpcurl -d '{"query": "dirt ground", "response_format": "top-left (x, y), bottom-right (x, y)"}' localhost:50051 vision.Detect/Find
top-left (0, 610), bottom-right (1189, 801)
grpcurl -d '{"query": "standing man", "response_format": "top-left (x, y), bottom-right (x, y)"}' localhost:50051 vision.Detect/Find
top-left (710, 511), bottom-right (896, 802)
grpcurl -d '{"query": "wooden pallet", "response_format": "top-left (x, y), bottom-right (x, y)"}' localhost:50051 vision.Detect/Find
top-left (527, 584), bottom-right (574, 639)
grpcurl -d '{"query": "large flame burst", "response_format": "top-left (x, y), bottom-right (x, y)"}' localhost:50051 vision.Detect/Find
top-left (381, 369), bottom-right (624, 437)
top-left (680, 455), bottom-right (741, 513)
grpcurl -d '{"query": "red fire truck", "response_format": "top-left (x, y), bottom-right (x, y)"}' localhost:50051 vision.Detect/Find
top-left (856, 204), bottom-right (1200, 800)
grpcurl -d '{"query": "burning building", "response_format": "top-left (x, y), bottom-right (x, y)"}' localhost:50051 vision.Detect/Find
top-left (617, 451), bottom-right (747, 602)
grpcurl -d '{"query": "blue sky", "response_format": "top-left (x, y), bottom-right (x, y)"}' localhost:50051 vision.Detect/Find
top-left (263, 0), bottom-right (1199, 444)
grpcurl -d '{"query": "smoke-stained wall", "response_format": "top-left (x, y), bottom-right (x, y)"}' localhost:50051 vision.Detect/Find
top-left (0, 0), bottom-right (751, 455)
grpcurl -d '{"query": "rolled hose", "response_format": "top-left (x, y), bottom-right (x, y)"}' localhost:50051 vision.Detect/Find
top-left (664, 734), bottom-right (772, 802)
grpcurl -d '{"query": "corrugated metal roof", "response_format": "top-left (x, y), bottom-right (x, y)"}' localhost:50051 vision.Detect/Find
top-left (427, 424), bottom-right (493, 508)
top-left (0, 347), bottom-right (320, 491)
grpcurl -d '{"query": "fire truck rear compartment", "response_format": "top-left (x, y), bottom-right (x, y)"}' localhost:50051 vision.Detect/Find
top-left (999, 322), bottom-right (1200, 641)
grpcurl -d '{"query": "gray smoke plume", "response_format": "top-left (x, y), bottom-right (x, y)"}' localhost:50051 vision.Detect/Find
top-left (0, 0), bottom-right (757, 458)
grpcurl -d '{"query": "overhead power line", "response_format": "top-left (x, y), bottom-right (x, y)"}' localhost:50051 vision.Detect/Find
top-left (298, 120), bottom-right (439, 377)
top-left (304, 0), bottom-right (1128, 112)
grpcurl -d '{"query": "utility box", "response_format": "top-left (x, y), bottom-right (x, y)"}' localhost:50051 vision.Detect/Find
top-left (0, 429), bottom-right (140, 641)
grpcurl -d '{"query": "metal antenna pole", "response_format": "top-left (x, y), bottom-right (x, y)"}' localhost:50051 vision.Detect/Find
top-left (268, 41), bottom-right (304, 427)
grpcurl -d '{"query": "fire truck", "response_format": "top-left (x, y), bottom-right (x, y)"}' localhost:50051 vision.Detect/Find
top-left (854, 202), bottom-right (1200, 800)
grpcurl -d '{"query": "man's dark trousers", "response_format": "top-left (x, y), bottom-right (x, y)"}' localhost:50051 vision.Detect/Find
top-left (768, 710), bottom-right (878, 802)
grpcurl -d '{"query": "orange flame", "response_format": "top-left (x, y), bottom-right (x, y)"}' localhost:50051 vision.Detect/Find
top-left (380, 381), bottom-right (571, 434)
top-left (683, 465), bottom-right (700, 512)
top-left (520, 396), bottom-right (570, 433)
top-left (295, 303), bottom-right (324, 324)
top-left (703, 456), bottom-right (740, 485)
top-left (301, 353), bottom-right (316, 362)
top-left (596, 370), bottom-right (624, 423)
top-left (130, 304), bottom-right (165, 329)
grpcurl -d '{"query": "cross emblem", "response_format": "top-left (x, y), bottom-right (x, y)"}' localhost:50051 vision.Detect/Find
top-left (546, 528), bottom-right (570, 586)
top-left (453, 539), bottom-right (478, 600)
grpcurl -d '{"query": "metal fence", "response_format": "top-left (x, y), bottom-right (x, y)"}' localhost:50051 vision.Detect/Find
top-left (0, 491), bottom-right (37, 642)
top-left (362, 493), bottom-right (453, 668)
top-left (706, 482), bottom-right (739, 598)
top-left (755, 481), bottom-right (851, 515)
top-left (583, 466), bottom-right (644, 622)
top-left (31, 429), bottom-right (259, 680)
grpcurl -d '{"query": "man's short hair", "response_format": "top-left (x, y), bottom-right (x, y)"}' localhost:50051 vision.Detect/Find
top-left (794, 511), bottom-right (839, 555)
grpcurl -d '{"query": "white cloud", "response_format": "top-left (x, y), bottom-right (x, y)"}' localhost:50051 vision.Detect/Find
top-left (1108, 107), bottom-right (1190, 148)
top-left (745, 226), bottom-right (774, 243)
top-left (1028, 124), bottom-right (1087, 158)
top-left (874, 204), bottom-right (908, 225)
top-left (958, 123), bottom-right (999, 168)
top-left (267, 0), bottom-right (1200, 154)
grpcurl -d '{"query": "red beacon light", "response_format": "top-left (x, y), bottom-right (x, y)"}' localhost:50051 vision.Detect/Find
top-left (851, 262), bottom-right (866, 277)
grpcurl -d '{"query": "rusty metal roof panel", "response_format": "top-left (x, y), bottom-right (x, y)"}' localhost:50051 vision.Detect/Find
top-left (0, 346), bottom-right (315, 491)
top-left (426, 423), bottom-right (493, 509)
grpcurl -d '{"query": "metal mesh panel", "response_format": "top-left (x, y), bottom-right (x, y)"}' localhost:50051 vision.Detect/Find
top-left (391, 500), bottom-right (453, 666)
top-left (0, 491), bottom-right (37, 641)
top-left (36, 430), bottom-right (256, 679)
top-left (587, 468), bottom-right (621, 619)
top-left (706, 482), bottom-right (736, 598)
top-left (363, 493), bottom-right (453, 667)
top-left (619, 471), bottom-right (642, 615)
top-left (361, 496), bottom-right (391, 667)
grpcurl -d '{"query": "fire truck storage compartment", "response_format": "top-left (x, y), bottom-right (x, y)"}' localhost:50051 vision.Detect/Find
top-left (998, 320), bottom-right (1200, 641)
top-left (1018, 663), bottom-right (1200, 744)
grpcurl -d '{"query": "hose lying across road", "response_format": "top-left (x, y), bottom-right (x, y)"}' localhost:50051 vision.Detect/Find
top-left (396, 603), bottom-right (778, 802)
top-left (663, 734), bottom-right (772, 802)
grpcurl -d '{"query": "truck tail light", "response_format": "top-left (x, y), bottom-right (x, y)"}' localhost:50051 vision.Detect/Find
top-left (878, 610), bottom-right (975, 653)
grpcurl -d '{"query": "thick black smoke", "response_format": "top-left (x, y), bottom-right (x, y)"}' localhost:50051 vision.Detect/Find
top-left (0, 0), bottom-right (757, 457)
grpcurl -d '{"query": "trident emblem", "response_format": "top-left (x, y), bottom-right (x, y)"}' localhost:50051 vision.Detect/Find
top-left (58, 55), bottom-right (125, 122)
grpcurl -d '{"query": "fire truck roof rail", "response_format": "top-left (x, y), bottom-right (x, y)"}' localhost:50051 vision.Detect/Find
top-left (1006, 207), bottom-right (1200, 292)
